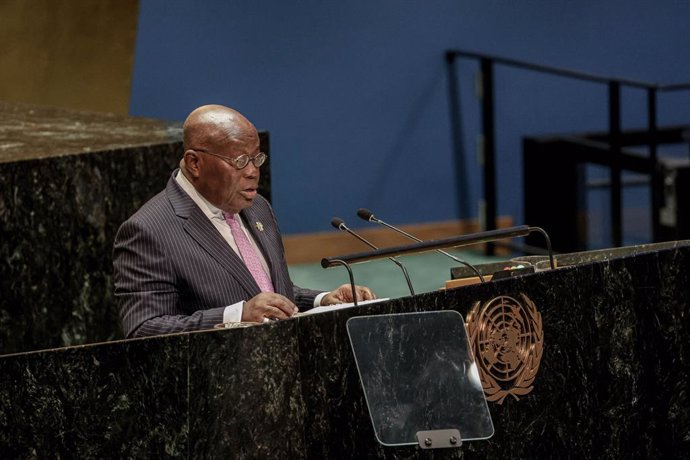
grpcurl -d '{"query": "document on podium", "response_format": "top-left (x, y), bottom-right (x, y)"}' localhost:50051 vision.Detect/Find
top-left (300, 298), bottom-right (389, 316)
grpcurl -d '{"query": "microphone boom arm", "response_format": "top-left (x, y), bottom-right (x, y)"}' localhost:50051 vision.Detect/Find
top-left (330, 218), bottom-right (416, 296)
top-left (322, 225), bottom-right (548, 268)
top-left (370, 216), bottom-right (486, 282)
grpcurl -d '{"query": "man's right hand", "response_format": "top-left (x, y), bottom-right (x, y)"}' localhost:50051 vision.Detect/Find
top-left (242, 292), bottom-right (299, 323)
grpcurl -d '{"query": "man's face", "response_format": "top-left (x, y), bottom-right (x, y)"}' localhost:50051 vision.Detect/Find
top-left (196, 130), bottom-right (262, 214)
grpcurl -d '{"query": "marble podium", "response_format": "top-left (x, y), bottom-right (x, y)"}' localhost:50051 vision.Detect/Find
top-left (0, 102), bottom-right (183, 355)
top-left (1, 240), bottom-right (689, 458)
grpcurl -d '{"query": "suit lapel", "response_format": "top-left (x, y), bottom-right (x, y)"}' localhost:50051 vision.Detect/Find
top-left (166, 175), bottom-right (260, 296)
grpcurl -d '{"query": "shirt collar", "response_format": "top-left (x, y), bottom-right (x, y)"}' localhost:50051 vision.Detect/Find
top-left (175, 169), bottom-right (230, 221)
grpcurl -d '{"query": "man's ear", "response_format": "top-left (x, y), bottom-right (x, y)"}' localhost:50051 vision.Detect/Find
top-left (182, 150), bottom-right (202, 178)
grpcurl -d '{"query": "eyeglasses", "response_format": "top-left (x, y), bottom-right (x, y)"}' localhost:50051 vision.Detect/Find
top-left (192, 148), bottom-right (267, 170)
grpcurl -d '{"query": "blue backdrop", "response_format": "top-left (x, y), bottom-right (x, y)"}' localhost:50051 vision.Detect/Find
top-left (129, 0), bottom-right (690, 240)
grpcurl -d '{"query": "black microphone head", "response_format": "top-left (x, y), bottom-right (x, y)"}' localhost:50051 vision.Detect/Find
top-left (357, 208), bottom-right (375, 222)
top-left (331, 217), bottom-right (346, 230)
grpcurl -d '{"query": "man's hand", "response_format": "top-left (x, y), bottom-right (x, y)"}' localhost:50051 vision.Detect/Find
top-left (321, 284), bottom-right (377, 306)
top-left (242, 292), bottom-right (298, 322)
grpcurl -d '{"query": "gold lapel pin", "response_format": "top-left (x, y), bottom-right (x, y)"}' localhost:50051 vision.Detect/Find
top-left (255, 221), bottom-right (264, 232)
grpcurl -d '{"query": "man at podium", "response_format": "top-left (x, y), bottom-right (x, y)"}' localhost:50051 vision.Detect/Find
top-left (113, 104), bottom-right (374, 338)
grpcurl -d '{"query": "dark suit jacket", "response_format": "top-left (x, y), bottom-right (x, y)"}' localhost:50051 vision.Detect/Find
top-left (113, 171), bottom-right (320, 338)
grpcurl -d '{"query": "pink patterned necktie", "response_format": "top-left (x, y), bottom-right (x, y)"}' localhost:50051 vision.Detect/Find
top-left (224, 213), bottom-right (274, 293)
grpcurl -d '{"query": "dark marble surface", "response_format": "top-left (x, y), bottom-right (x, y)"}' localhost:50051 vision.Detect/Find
top-left (0, 101), bottom-right (270, 355)
top-left (188, 322), bottom-right (304, 457)
top-left (0, 101), bottom-right (181, 163)
top-left (1, 242), bottom-right (689, 457)
top-left (0, 335), bottom-right (190, 457)
top-left (0, 102), bottom-right (183, 355)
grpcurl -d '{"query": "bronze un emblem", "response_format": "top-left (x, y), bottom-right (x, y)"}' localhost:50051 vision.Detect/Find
top-left (466, 294), bottom-right (543, 404)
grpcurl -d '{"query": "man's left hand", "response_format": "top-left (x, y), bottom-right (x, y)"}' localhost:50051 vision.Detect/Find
top-left (321, 284), bottom-right (377, 305)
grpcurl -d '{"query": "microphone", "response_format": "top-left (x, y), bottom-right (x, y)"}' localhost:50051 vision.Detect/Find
top-left (331, 217), bottom-right (415, 296)
top-left (356, 208), bottom-right (486, 283)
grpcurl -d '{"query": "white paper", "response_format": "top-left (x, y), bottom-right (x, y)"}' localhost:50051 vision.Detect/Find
top-left (300, 298), bottom-right (389, 316)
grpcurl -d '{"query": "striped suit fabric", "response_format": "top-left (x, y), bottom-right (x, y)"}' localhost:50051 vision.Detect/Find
top-left (113, 171), bottom-right (321, 338)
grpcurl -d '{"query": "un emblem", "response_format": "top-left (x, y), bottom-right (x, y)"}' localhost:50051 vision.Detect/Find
top-left (466, 294), bottom-right (544, 404)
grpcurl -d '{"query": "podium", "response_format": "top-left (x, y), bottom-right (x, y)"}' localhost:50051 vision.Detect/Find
top-left (2, 240), bottom-right (690, 458)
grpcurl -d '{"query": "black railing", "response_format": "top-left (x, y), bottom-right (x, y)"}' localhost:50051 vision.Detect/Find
top-left (446, 49), bottom-right (690, 253)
